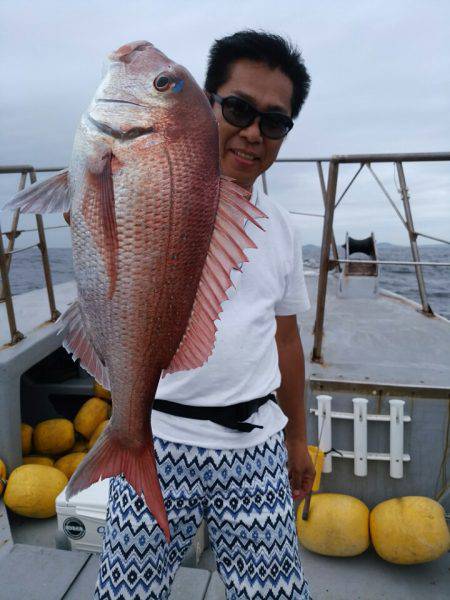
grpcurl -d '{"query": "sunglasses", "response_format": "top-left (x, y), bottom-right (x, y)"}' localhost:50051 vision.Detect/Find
top-left (210, 93), bottom-right (293, 140)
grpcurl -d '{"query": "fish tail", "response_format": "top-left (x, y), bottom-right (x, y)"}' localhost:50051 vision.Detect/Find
top-left (65, 428), bottom-right (170, 542)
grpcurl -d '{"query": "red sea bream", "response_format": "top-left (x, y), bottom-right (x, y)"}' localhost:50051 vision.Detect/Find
top-left (5, 41), bottom-right (266, 540)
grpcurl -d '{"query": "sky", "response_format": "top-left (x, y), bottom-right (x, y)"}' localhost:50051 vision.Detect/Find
top-left (1, 0), bottom-right (449, 248)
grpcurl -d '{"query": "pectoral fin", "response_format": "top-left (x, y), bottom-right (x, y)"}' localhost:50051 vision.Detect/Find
top-left (3, 169), bottom-right (70, 213)
top-left (83, 153), bottom-right (119, 299)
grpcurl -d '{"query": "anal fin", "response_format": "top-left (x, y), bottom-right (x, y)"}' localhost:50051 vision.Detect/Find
top-left (57, 300), bottom-right (110, 389)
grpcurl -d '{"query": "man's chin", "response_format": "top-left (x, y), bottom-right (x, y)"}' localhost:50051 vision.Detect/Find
top-left (222, 162), bottom-right (258, 189)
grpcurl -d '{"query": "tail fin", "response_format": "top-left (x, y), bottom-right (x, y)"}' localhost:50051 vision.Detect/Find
top-left (66, 427), bottom-right (170, 542)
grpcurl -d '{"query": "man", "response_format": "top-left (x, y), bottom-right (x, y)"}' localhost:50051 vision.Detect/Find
top-left (95, 30), bottom-right (313, 600)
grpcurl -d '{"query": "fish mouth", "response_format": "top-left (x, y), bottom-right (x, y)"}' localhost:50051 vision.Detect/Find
top-left (88, 114), bottom-right (154, 141)
top-left (96, 98), bottom-right (149, 109)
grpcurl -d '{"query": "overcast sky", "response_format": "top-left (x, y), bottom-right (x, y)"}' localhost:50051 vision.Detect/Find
top-left (1, 0), bottom-right (449, 247)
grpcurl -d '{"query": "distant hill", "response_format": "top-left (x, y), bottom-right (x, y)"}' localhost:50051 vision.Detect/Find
top-left (302, 242), bottom-right (442, 250)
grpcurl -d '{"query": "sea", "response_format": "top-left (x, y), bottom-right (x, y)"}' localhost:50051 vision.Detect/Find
top-left (6, 244), bottom-right (450, 320)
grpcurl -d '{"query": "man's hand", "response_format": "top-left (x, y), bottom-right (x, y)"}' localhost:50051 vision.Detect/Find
top-left (285, 437), bottom-right (315, 501)
top-left (275, 315), bottom-right (314, 501)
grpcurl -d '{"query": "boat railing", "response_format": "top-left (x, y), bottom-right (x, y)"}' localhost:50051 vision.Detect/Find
top-left (0, 166), bottom-right (65, 345)
top-left (262, 151), bottom-right (450, 362)
top-left (1, 153), bottom-right (449, 350)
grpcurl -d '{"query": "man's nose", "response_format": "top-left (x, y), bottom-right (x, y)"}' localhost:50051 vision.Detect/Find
top-left (239, 117), bottom-right (263, 143)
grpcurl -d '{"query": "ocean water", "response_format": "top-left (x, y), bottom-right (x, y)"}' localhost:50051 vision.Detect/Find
top-left (303, 244), bottom-right (450, 319)
top-left (6, 244), bottom-right (450, 320)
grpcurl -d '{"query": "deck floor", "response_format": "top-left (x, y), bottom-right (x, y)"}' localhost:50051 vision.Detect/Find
top-left (199, 546), bottom-right (450, 600)
top-left (0, 545), bottom-right (212, 600)
top-left (301, 272), bottom-right (450, 389)
top-left (8, 511), bottom-right (450, 599)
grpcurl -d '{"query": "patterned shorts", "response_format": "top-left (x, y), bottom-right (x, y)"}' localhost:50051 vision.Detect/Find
top-left (94, 431), bottom-right (309, 599)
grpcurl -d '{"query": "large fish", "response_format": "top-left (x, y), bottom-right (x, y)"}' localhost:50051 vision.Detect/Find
top-left (5, 41), bottom-right (265, 540)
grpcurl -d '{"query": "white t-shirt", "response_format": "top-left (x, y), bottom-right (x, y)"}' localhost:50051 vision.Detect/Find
top-left (152, 187), bottom-right (310, 449)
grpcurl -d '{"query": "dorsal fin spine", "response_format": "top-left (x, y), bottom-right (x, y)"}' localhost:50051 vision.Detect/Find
top-left (206, 254), bottom-right (233, 290)
top-left (213, 228), bottom-right (248, 263)
top-left (197, 289), bottom-right (217, 321)
top-left (198, 281), bottom-right (221, 312)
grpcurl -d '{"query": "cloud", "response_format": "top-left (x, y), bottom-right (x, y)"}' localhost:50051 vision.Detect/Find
top-left (1, 0), bottom-right (449, 246)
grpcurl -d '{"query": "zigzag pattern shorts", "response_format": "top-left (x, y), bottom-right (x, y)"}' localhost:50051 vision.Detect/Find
top-left (94, 431), bottom-right (310, 599)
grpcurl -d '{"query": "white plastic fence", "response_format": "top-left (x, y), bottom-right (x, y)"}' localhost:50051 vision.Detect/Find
top-left (310, 394), bottom-right (411, 478)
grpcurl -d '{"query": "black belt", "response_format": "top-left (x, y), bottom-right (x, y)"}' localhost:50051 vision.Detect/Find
top-left (153, 393), bottom-right (276, 432)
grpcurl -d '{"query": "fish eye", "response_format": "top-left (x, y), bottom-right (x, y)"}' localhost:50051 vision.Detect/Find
top-left (154, 74), bottom-right (171, 91)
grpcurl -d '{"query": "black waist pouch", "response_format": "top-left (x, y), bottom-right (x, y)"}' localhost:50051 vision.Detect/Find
top-left (153, 393), bottom-right (276, 432)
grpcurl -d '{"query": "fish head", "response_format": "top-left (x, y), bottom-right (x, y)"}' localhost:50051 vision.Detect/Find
top-left (87, 41), bottom-right (216, 143)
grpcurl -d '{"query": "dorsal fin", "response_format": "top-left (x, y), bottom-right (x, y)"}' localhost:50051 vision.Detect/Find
top-left (163, 177), bottom-right (266, 375)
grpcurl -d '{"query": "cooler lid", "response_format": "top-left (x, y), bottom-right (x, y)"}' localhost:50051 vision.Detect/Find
top-left (56, 478), bottom-right (110, 518)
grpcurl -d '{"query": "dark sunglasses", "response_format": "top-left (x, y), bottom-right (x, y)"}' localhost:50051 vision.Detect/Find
top-left (210, 93), bottom-right (293, 140)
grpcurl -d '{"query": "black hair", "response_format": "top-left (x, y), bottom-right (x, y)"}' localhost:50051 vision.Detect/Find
top-left (204, 30), bottom-right (311, 119)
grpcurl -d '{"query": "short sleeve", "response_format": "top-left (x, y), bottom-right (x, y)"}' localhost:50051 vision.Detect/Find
top-left (274, 224), bottom-right (310, 316)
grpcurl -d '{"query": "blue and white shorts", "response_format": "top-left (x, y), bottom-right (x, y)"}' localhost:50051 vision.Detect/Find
top-left (94, 431), bottom-right (309, 599)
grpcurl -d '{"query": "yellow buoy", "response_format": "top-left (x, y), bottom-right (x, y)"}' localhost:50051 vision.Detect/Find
top-left (88, 420), bottom-right (109, 450)
top-left (74, 397), bottom-right (111, 439)
top-left (55, 452), bottom-right (87, 479)
top-left (4, 464), bottom-right (68, 518)
top-left (297, 493), bottom-right (370, 557)
top-left (33, 418), bottom-right (75, 456)
top-left (21, 423), bottom-right (33, 456)
top-left (370, 496), bottom-right (450, 564)
top-left (23, 456), bottom-right (54, 467)
top-left (93, 381), bottom-right (111, 401)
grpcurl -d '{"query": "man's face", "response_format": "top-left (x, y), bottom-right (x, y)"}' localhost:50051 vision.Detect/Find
top-left (212, 59), bottom-right (293, 190)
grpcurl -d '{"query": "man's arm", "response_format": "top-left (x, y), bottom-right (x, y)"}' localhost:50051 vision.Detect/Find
top-left (275, 314), bottom-right (315, 500)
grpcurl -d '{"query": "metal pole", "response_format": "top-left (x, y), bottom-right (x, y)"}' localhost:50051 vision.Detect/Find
top-left (261, 171), bottom-right (268, 195)
top-left (317, 161), bottom-right (340, 267)
top-left (4, 172), bottom-right (27, 273)
top-left (0, 172), bottom-right (27, 300)
top-left (396, 162), bottom-right (433, 315)
top-left (313, 160), bottom-right (339, 361)
top-left (30, 171), bottom-right (60, 321)
top-left (0, 222), bottom-right (25, 344)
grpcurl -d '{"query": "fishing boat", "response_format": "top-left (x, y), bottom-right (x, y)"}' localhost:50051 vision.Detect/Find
top-left (0, 152), bottom-right (449, 599)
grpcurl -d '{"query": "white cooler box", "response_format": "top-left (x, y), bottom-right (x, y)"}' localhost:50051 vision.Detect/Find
top-left (56, 478), bottom-right (110, 552)
top-left (56, 479), bottom-right (209, 562)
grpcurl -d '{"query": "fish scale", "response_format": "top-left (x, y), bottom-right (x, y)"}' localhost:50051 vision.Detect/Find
top-left (3, 40), bottom-right (267, 541)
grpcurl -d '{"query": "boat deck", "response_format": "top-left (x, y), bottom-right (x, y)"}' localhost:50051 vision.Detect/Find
top-left (0, 280), bottom-right (76, 350)
top-left (300, 271), bottom-right (450, 389)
